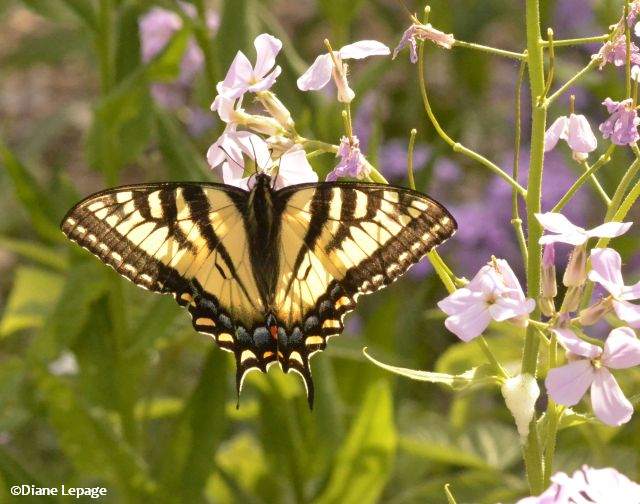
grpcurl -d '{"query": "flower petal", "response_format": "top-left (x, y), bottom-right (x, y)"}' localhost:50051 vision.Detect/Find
top-left (544, 116), bottom-right (569, 152)
top-left (235, 132), bottom-right (272, 170)
top-left (252, 33), bottom-right (282, 78)
top-left (220, 160), bottom-right (247, 188)
top-left (221, 51), bottom-right (254, 97)
top-left (539, 233), bottom-right (587, 246)
top-left (590, 368), bottom-right (634, 426)
top-left (338, 40), bottom-right (390, 59)
top-left (553, 328), bottom-right (602, 359)
top-left (274, 148), bottom-right (318, 189)
top-left (587, 247), bottom-right (625, 296)
top-left (586, 221), bottom-right (633, 239)
top-left (567, 114), bottom-right (598, 153)
top-left (247, 66), bottom-right (282, 93)
top-left (297, 53), bottom-right (334, 91)
top-left (602, 327), bottom-right (640, 369)
top-left (443, 302), bottom-right (492, 342)
top-left (621, 279), bottom-right (640, 300)
top-left (437, 288), bottom-right (483, 315)
top-left (613, 299), bottom-right (640, 327)
top-left (493, 258), bottom-right (527, 298)
top-left (545, 360), bottom-right (595, 406)
top-left (535, 212), bottom-right (584, 235)
top-left (489, 296), bottom-right (535, 321)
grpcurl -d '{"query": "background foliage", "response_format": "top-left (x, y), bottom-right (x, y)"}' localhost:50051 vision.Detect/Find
top-left (1, 0), bottom-right (639, 502)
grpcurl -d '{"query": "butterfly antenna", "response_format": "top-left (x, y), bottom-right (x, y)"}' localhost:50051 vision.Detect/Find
top-left (248, 137), bottom-right (260, 175)
top-left (219, 146), bottom-right (244, 170)
top-left (394, 0), bottom-right (415, 20)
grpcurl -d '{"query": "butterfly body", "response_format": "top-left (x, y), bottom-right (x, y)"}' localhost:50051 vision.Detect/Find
top-left (61, 175), bottom-right (456, 407)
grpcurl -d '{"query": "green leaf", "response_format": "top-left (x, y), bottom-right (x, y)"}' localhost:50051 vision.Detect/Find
top-left (400, 416), bottom-right (521, 471)
top-left (0, 236), bottom-right (67, 271)
top-left (31, 261), bottom-right (108, 361)
top-left (155, 109), bottom-right (211, 181)
top-left (114, 2), bottom-right (143, 82)
top-left (37, 373), bottom-right (157, 499)
top-left (86, 28), bottom-right (190, 181)
top-left (315, 380), bottom-right (396, 504)
top-left (0, 447), bottom-right (60, 503)
top-left (58, 0), bottom-right (98, 30)
top-left (0, 266), bottom-right (63, 337)
top-left (0, 140), bottom-right (61, 243)
top-left (363, 348), bottom-right (499, 390)
top-left (159, 348), bottom-right (228, 501)
top-left (435, 333), bottom-right (523, 376)
top-left (216, 0), bottom-right (251, 71)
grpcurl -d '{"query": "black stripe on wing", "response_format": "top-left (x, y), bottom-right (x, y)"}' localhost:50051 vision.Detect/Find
top-left (272, 182), bottom-right (457, 404)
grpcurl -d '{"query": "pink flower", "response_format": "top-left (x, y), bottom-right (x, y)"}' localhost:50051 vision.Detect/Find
top-left (297, 40), bottom-right (390, 103)
top-left (437, 259), bottom-right (535, 342)
top-left (595, 36), bottom-right (640, 69)
top-left (546, 326), bottom-right (640, 426)
top-left (599, 98), bottom-right (640, 146)
top-left (589, 247), bottom-right (640, 327)
top-left (392, 23), bottom-right (455, 63)
top-left (209, 133), bottom-right (317, 190)
top-left (544, 113), bottom-right (597, 162)
top-left (326, 136), bottom-right (370, 181)
top-left (517, 465), bottom-right (640, 503)
top-left (216, 34), bottom-right (282, 100)
top-left (535, 212), bottom-right (632, 246)
top-left (207, 129), bottom-right (270, 174)
top-left (139, 6), bottom-right (219, 108)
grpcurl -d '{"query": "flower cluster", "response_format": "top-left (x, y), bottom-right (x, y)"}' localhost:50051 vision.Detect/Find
top-left (438, 211), bottom-right (640, 426)
top-left (517, 466), bottom-right (640, 504)
top-left (205, 33), bottom-right (393, 186)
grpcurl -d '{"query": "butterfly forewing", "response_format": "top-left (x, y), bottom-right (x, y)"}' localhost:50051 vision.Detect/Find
top-left (60, 183), bottom-right (276, 384)
top-left (272, 182), bottom-right (457, 397)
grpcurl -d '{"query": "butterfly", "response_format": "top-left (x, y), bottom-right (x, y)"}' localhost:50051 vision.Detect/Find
top-left (61, 173), bottom-right (456, 407)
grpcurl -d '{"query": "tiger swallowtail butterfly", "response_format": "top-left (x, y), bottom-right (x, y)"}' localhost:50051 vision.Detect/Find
top-left (61, 174), bottom-right (456, 407)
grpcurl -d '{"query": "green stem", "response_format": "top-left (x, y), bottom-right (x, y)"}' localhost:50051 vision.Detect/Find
top-left (626, 1), bottom-right (632, 99)
top-left (541, 34), bottom-right (609, 47)
top-left (542, 334), bottom-right (560, 483)
top-left (417, 41), bottom-right (527, 197)
top-left (477, 337), bottom-right (510, 380)
top-left (551, 145), bottom-right (616, 212)
top-left (513, 57), bottom-right (529, 268)
top-left (453, 40), bottom-right (525, 60)
top-left (96, 0), bottom-right (114, 94)
top-left (583, 161), bottom-right (612, 205)
top-left (427, 250), bottom-right (456, 294)
top-left (522, 0), bottom-right (546, 494)
top-left (605, 155), bottom-right (640, 221)
top-left (407, 129), bottom-right (418, 191)
top-left (544, 58), bottom-right (600, 106)
top-left (192, 0), bottom-right (218, 91)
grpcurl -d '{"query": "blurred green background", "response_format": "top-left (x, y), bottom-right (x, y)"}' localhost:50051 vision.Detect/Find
top-left (1, 0), bottom-right (640, 502)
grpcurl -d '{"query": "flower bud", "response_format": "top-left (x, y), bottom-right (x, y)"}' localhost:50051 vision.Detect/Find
top-left (266, 135), bottom-right (295, 157)
top-left (561, 285), bottom-right (584, 314)
top-left (539, 297), bottom-right (556, 317)
top-left (258, 91), bottom-right (295, 131)
top-left (563, 244), bottom-right (587, 287)
top-left (235, 110), bottom-right (285, 136)
top-left (542, 244), bottom-right (557, 298)
top-left (501, 374), bottom-right (540, 438)
top-left (333, 62), bottom-right (355, 103)
top-left (577, 297), bottom-right (614, 326)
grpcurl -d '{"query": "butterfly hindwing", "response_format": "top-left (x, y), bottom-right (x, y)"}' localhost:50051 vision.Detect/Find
top-left (60, 182), bottom-right (276, 387)
top-left (273, 182), bottom-right (457, 397)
